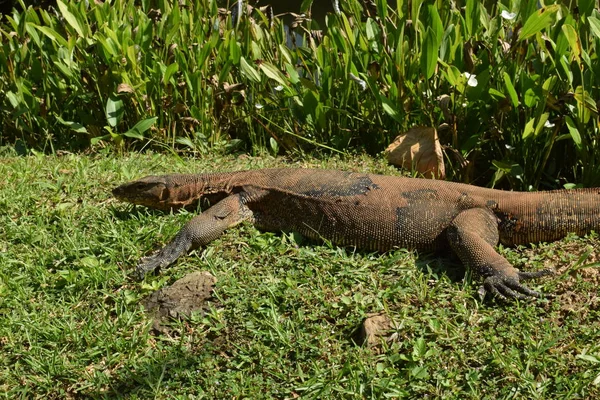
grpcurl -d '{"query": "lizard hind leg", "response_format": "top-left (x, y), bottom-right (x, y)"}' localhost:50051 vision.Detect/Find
top-left (446, 208), bottom-right (551, 301)
top-left (135, 193), bottom-right (253, 279)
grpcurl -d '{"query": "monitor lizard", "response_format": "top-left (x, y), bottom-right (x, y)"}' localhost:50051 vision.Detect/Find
top-left (113, 168), bottom-right (600, 300)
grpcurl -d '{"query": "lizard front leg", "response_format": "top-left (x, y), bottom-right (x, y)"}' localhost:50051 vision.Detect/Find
top-left (446, 208), bottom-right (552, 300)
top-left (135, 193), bottom-right (253, 279)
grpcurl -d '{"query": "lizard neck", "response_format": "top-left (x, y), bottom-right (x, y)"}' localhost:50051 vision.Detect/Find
top-left (165, 171), bottom-right (242, 209)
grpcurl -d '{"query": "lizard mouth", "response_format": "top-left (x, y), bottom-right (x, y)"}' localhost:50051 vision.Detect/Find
top-left (112, 179), bottom-right (170, 207)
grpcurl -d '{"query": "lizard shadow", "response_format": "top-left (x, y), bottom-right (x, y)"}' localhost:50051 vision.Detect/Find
top-left (84, 340), bottom-right (218, 397)
top-left (413, 250), bottom-right (466, 283)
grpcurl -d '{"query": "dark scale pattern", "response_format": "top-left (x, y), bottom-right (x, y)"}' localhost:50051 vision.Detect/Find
top-left (113, 168), bottom-right (600, 299)
top-left (492, 188), bottom-right (600, 246)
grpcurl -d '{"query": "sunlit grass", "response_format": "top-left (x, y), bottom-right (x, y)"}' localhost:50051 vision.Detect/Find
top-left (1, 151), bottom-right (599, 397)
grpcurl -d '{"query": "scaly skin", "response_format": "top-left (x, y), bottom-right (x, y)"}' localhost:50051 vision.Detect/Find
top-left (112, 168), bottom-right (600, 300)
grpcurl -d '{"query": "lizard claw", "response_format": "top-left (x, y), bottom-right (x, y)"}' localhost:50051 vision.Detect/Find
top-left (518, 269), bottom-right (555, 280)
top-left (479, 270), bottom-right (553, 301)
top-left (132, 253), bottom-right (166, 280)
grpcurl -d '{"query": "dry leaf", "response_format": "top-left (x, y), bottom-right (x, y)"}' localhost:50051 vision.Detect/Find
top-left (117, 83), bottom-right (134, 94)
top-left (385, 126), bottom-right (446, 179)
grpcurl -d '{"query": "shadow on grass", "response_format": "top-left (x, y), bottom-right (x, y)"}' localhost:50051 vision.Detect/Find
top-left (90, 344), bottom-right (215, 398)
top-left (414, 249), bottom-right (466, 283)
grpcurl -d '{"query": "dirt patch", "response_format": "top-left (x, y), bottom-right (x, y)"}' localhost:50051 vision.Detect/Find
top-left (354, 313), bottom-right (399, 350)
top-left (142, 271), bottom-right (218, 333)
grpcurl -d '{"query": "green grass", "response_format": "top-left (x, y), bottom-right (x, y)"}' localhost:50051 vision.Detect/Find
top-left (1, 151), bottom-right (600, 398)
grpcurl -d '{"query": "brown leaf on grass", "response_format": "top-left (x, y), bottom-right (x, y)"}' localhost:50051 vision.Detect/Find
top-left (353, 313), bottom-right (400, 351)
top-left (117, 83), bottom-right (134, 94)
top-left (385, 126), bottom-right (446, 179)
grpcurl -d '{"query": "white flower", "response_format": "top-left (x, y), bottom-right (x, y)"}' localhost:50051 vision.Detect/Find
top-left (463, 72), bottom-right (478, 87)
top-left (255, 103), bottom-right (263, 109)
top-left (349, 73), bottom-right (367, 91)
top-left (501, 10), bottom-right (517, 20)
top-left (544, 120), bottom-right (555, 128)
top-left (274, 85), bottom-right (284, 91)
top-left (332, 0), bottom-right (341, 15)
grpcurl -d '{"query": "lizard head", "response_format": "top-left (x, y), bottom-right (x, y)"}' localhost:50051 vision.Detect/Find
top-left (112, 176), bottom-right (172, 210)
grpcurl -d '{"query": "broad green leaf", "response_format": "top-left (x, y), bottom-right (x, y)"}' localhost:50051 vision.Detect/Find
top-left (560, 55), bottom-right (574, 84)
top-left (542, 76), bottom-right (558, 91)
top-left (229, 38), bottom-right (241, 64)
top-left (444, 65), bottom-right (461, 87)
top-left (259, 62), bottom-right (288, 87)
top-left (366, 18), bottom-right (377, 41)
top-left (123, 117), bottom-right (157, 139)
top-left (465, 0), bottom-right (480, 37)
top-left (427, 4), bottom-right (444, 46)
top-left (420, 28), bottom-right (438, 79)
top-left (54, 60), bottom-right (74, 79)
top-left (163, 63), bottom-right (179, 84)
top-left (6, 91), bottom-right (20, 108)
top-left (299, 78), bottom-right (319, 92)
top-left (411, 365), bottom-right (429, 380)
top-left (278, 44), bottom-right (292, 64)
top-left (98, 35), bottom-right (119, 58)
top-left (56, 0), bottom-right (85, 38)
top-left (574, 86), bottom-right (598, 113)
top-left (588, 16), bottom-right (600, 39)
top-left (90, 134), bottom-right (111, 145)
top-left (126, 45), bottom-right (138, 70)
top-left (561, 24), bottom-right (581, 63)
top-left (524, 88), bottom-right (538, 108)
top-left (503, 72), bottom-right (519, 107)
top-left (578, 0), bottom-right (595, 17)
top-left (411, 0), bottom-right (422, 23)
top-left (518, 5), bottom-right (559, 41)
top-left (285, 63), bottom-right (300, 84)
top-left (302, 90), bottom-right (319, 116)
top-left (565, 116), bottom-right (582, 148)
top-left (105, 96), bottom-right (124, 128)
top-left (34, 25), bottom-right (69, 47)
top-left (491, 161), bottom-right (524, 183)
top-left (522, 117), bottom-right (535, 139)
top-left (240, 57), bottom-right (260, 83)
top-left (269, 137), bottom-right (279, 155)
top-left (376, 0), bottom-right (387, 20)
top-left (380, 95), bottom-right (403, 124)
top-left (25, 22), bottom-right (42, 48)
top-left (175, 137), bottom-right (196, 150)
top-left (534, 112), bottom-right (549, 137)
top-left (489, 88), bottom-right (506, 99)
top-left (341, 13), bottom-right (355, 47)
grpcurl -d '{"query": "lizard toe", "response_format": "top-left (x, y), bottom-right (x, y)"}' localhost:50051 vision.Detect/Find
top-left (519, 269), bottom-right (554, 280)
top-left (497, 283), bottom-right (532, 301)
top-left (482, 275), bottom-right (541, 301)
top-left (134, 254), bottom-right (164, 280)
top-left (482, 276), bottom-right (509, 301)
top-left (503, 278), bottom-right (543, 299)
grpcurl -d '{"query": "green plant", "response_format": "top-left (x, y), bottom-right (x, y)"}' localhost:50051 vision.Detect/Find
top-left (1, 0), bottom-right (599, 188)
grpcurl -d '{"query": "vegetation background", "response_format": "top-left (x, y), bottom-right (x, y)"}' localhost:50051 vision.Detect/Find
top-left (1, 0), bottom-right (600, 398)
top-left (1, 0), bottom-right (600, 189)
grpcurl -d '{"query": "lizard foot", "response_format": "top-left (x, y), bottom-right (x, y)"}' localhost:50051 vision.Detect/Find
top-left (132, 231), bottom-right (196, 280)
top-left (478, 269), bottom-right (555, 301)
top-left (133, 249), bottom-right (178, 280)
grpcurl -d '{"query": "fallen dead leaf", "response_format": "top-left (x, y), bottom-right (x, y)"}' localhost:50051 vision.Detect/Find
top-left (385, 126), bottom-right (445, 179)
